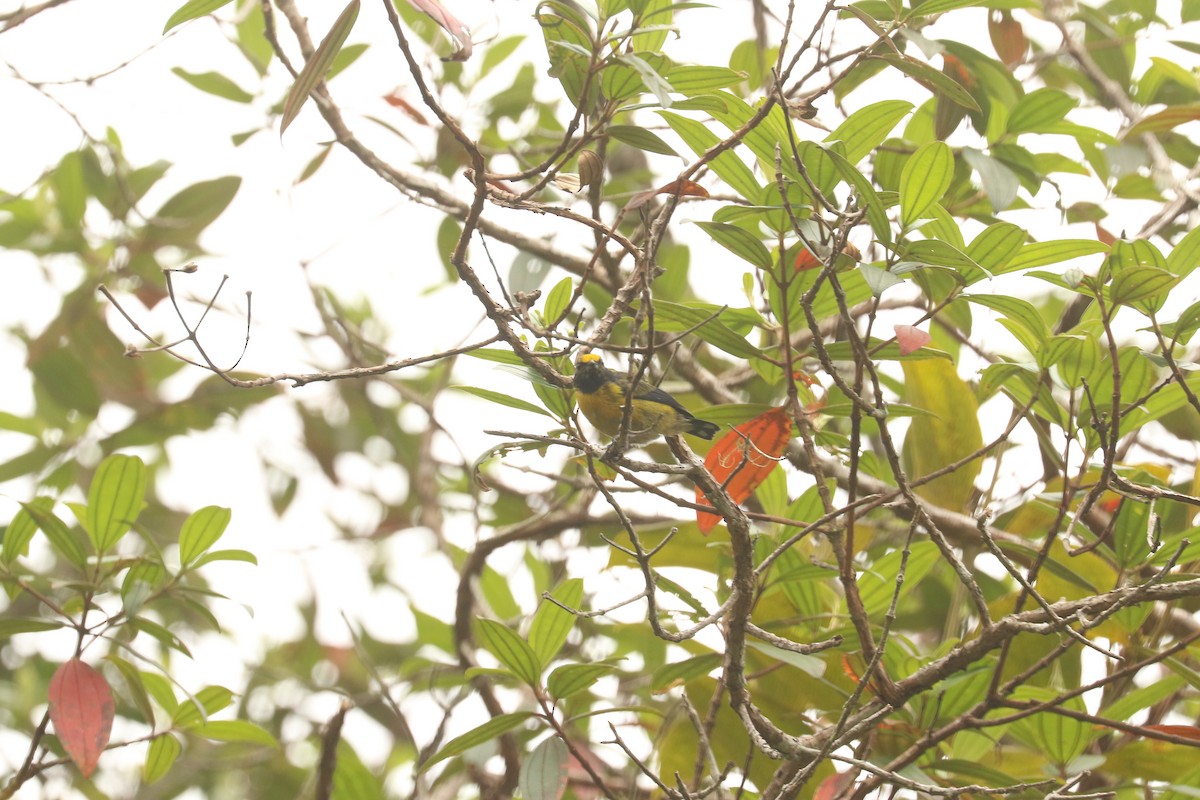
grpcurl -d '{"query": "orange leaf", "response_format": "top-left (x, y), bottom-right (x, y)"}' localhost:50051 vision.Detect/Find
top-left (1143, 724), bottom-right (1200, 741)
top-left (814, 771), bottom-right (856, 800)
top-left (49, 659), bottom-right (115, 777)
top-left (988, 9), bottom-right (1028, 68)
top-left (625, 179), bottom-right (709, 211)
top-left (794, 247), bottom-right (821, 271)
top-left (840, 653), bottom-right (861, 684)
top-left (794, 242), bottom-right (861, 272)
top-left (941, 54), bottom-right (976, 89)
top-left (1094, 221), bottom-right (1117, 246)
top-left (792, 369), bottom-right (816, 387)
top-left (383, 90), bottom-right (429, 125)
top-left (696, 407), bottom-right (792, 533)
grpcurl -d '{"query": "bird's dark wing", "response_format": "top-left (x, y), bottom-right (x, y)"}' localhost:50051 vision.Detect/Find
top-left (632, 382), bottom-right (697, 418)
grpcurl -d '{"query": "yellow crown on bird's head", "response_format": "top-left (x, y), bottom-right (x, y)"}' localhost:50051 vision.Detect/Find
top-left (577, 352), bottom-right (602, 364)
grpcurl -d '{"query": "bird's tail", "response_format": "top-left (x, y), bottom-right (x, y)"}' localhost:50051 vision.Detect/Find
top-left (688, 418), bottom-right (720, 440)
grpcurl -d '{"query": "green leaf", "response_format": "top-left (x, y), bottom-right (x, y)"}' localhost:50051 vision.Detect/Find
top-left (961, 149), bottom-right (1019, 212)
top-left (148, 176), bottom-right (242, 245)
top-left (280, 0), bottom-right (361, 135)
top-left (607, 125), bottom-right (678, 156)
top-left (899, 141), bottom-right (953, 226)
top-left (419, 712), bottom-right (534, 773)
top-left (436, 217), bottom-right (461, 281)
top-left (480, 564), bottom-right (522, 619)
top-left (666, 65), bottom-right (746, 94)
top-left (616, 53), bottom-right (674, 108)
top-left (191, 548), bottom-right (258, 568)
top-left (332, 741), bottom-right (383, 800)
top-left (1157, 299), bottom-right (1200, 345)
top-left (0, 618), bottom-right (67, 637)
top-left (171, 68), bottom-right (255, 103)
top-left (823, 146), bottom-right (893, 245)
top-left (527, 578), bottom-right (584, 666)
top-left (965, 222), bottom-right (1026, 274)
top-left (1110, 265), bottom-right (1179, 308)
top-left (824, 99), bottom-right (913, 165)
top-left (905, 240), bottom-right (984, 274)
top-left (480, 35), bottom-right (525, 77)
top-left (747, 641), bottom-right (825, 677)
top-left (194, 720), bottom-right (280, 747)
top-left (296, 145), bottom-right (332, 184)
top-left (659, 110), bottom-right (761, 201)
top-left (1127, 103), bottom-right (1200, 136)
top-left (1105, 238), bottom-right (1168, 276)
top-left (164, 0), bottom-right (236, 32)
top-left (14, 499), bottom-right (85, 570)
top-left (998, 240), bottom-right (1109, 273)
top-left (52, 151), bottom-right (87, 230)
top-left (873, 54), bottom-right (980, 112)
top-left (327, 42), bottom-right (368, 80)
top-left (2, 496), bottom-right (54, 564)
top-left (143, 734), bottom-right (181, 783)
top-left (476, 618), bottom-right (542, 685)
top-left (1013, 688), bottom-right (1088, 767)
top-left (140, 671), bottom-right (179, 715)
top-left (106, 655), bottom-right (156, 725)
top-left (1006, 88), bottom-right (1076, 133)
top-left (86, 454), bottom-right (147, 553)
top-left (1043, 334), bottom-right (1102, 388)
top-left (649, 301), bottom-right (763, 359)
top-left (910, 0), bottom-right (989, 14)
top-left (651, 653), bottom-right (722, 690)
top-left (1166, 225), bottom-right (1200, 278)
top-left (520, 736), bottom-right (569, 800)
top-left (1103, 674), bottom-right (1185, 723)
top-left (133, 618), bottom-right (193, 656)
top-left (693, 221), bottom-right (772, 269)
top-left (962, 294), bottom-right (1048, 348)
top-left (546, 663), bottom-right (619, 699)
top-left (452, 386), bottom-right (555, 418)
top-left (179, 506), bottom-right (232, 565)
top-left (172, 685), bottom-right (235, 728)
top-left (543, 276), bottom-right (574, 324)
top-left (858, 540), bottom-right (941, 616)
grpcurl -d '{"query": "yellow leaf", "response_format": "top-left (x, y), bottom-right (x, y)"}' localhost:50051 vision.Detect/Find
top-left (901, 359), bottom-right (982, 510)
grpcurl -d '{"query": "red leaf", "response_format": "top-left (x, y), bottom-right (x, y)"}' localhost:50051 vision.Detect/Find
top-left (696, 407), bottom-right (792, 533)
top-left (894, 324), bottom-right (931, 355)
top-left (1143, 724), bottom-right (1200, 741)
top-left (49, 659), bottom-right (115, 777)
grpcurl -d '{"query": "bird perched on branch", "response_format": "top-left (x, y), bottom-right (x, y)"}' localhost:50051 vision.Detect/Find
top-left (572, 353), bottom-right (720, 443)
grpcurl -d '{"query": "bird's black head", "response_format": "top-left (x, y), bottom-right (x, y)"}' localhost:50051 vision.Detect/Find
top-left (573, 353), bottom-right (610, 393)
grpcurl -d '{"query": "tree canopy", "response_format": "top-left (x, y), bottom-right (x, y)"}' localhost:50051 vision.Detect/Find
top-left (4, 0), bottom-right (1200, 798)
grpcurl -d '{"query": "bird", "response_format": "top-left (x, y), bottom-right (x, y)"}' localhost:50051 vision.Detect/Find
top-left (572, 353), bottom-right (720, 443)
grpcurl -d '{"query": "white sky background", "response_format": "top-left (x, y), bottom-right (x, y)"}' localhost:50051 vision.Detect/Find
top-left (3, 0), bottom-right (1200, 794)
